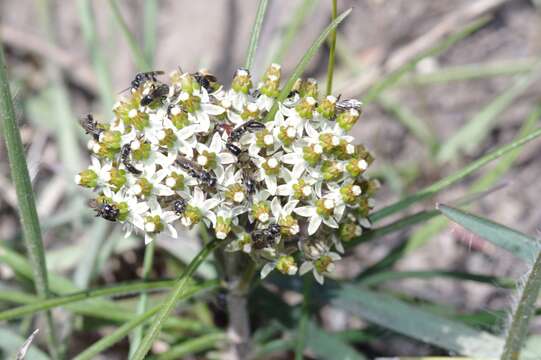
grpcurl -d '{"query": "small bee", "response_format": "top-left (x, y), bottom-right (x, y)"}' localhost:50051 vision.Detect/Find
top-left (282, 90), bottom-right (301, 108)
top-left (175, 155), bottom-right (218, 191)
top-left (126, 70), bottom-right (164, 92)
top-left (89, 199), bottom-right (119, 222)
top-left (228, 120), bottom-right (266, 144)
top-left (120, 144), bottom-right (142, 175)
top-left (335, 98), bottom-right (362, 113)
top-left (79, 114), bottom-right (102, 141)
top-left (226, 143), bottom-right (259, 197)
top-left (140, 83), bottom-right (170, 106)
top-left (193, 71), bottom-right (219, 93)
top-left (173, 198), bottom-right (188, 215)
top-left (252, 223), bottom-right (281, 250)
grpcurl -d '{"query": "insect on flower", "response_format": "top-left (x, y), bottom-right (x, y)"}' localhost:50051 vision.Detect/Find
top-left (140, 83), bottom-right (170, 107)
top-left (120, 144), bottom-right (142, 175)
top-left (79, 114), bottom-right (102, 141)
top-left (124, 70), bottom-right (164, 92)
top-left (89, 199), bottom-right (119, 222)
top-left (252, 223), bottom-right (281, 250)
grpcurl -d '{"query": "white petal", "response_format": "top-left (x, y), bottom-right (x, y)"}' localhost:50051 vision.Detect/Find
top-left (270, 197), bottom-right (282, 218)
top-left (265, 176), bottom-right (277, 195)
top-left (155, 185), bottom-right (175, 197)
top-left (283, 200), bottom-right (299, 215)
top-left (193, 187), bottom-right (204, 203)
top-left (305, 121), bottom-right (319, 138)
top-left (276, 184), bottom-right (291, 196)
top-left (308, 216), bottom-right (322, 235)
top-left (218, 152), bottom-right (237, 164)
top-left (293, 206), bottom-right (315, 217)
top-left (313, 269), bottom-right (325, 285)
top-left (280, 153), bottom-right (299, 165)
top-left (196, 112), bottom-right (210, 133)
top-left (167, 224), bottom-right (178, 239)
top-left (292, 163), bottom-right (305, 179)
top-left (144, 234), bottom-right (154, 245)
top-left (322, 217), bottom-right (338, 229)
top-left (202, 103), bottom-right (225, 116)
top-left (209, 132), bottom-right (223, 152)
top-left (203, 198), bottom-right (221, 211)
top-left (299, 261), bottom-right (313, 275)
top-left (260, 262), bottom-right (275, 279)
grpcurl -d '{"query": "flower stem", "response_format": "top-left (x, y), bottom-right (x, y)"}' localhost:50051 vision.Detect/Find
top-left (325, 0), bottom-right (338, 96)
top-left (0, 41), bottom-right (60, 359)
top-left (128, 240), bottom-right (155, 358)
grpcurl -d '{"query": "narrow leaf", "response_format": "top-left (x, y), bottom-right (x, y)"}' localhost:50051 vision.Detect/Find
top-left (305, 320), bottom-right (367, 360)
top-left (438, 205), bottom-right (540, 264)
top-left (244, 0), bottom-right (269, 71)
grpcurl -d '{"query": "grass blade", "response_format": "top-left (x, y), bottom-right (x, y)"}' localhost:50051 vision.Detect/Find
top-left (370, 127), bottom-right (541, 223)
top-left (325, 0), bottom-right (338, 95)
top-left (437, 71), bottom-right (540, 163)
top-left (305, 320), bottom-right (367, 360)
top-left (131, 238), bottom-right (222, 360)
top-left (439, 205), bottom-right (540, 264)
top-left (271, 0), bottom-right (319, 64)
top-left (361, 17), bottom-right (489, 104)
top-left (502, 252), bottom-right (541, 360)
top-left (264, 8), bottom-right (352, 122)
top-left (0, 42), bottom-right (59, 358)
top-left (0, 327), bottom-right (50, 360)
top-left (324, 284), bottom-right (503, 357)
top-left (107, 0), bottom-right (149, 71)
top-left (244, 0), bottom-right (269, 72)
top-left (155, 332), bottom-right (226, 360)
top-left (143, 0), bottom-right (158, 67)
top-left (73, 305), bottom-right (162, 360)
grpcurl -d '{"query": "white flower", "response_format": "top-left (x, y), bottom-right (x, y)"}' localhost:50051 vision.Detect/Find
top-left (181, 187), bottom-right (220, 228)
top-left (299, 251), bottom-right (341, 285)
top-left (270, 197), bottom-right (299, 235)
top-left (87, 157), bottom-right (112, 184)
top-left (141, 199), bottom-right (179, 245)
top-left (293, 196), bottom-right (340, 235)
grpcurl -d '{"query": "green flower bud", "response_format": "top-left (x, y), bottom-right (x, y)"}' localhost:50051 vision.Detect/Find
top-left (169, 106), bottom-right (190, 129)
top-left (321, 160), bottom-right (343, 182)
top-left (215, 216), bottom-right (232, 239)
top-left (255, 129), bottom-right (274, 149)
top-left (182, 205), bottom-right (202, 227)
top-left (180, 93), bottom-right (201, 113)
top-left (356, 196), bottom-right (375, 218)
top-left (232, 68), bottom-right (252, 94)
top-left (319, 133), bottom-right (339, 154)
top-left (292, 179), bottom-right (313, 200)
top-left (180, 73), bottom-right (196, 94)
top-left (252, 201), bottom-right (271, 223)
top-left (339, 222), bottom-right (362, 242)
top-left (337, 108), bottom-right (360, 131)
top-left (117, 202), bottom-right (129, 222)
top-left (131, 140), bottom-right (151, 161)
top-left (144, 215), bottom-right (163, 234)
top-left (158, 128), bottom-right (176, 149)
top-left (278, 215), bottom-right (299, 236)
top-left (295, 96), bottom-right (316, 119)
top-left (241, 103), bottom-right (260, 120)
top-left (314, 255), bottom-right (334, 274)
top-left (360, 179), bottom-right (380, 197)
top-left (302, 78), bottom-right (319, 98)
top-left (225, 184), bottom-right (246, 203)
top-left (165, 172), bottom-right (185, 191)
top-left (303, 144), bottom-right (322, 166)
top-left (262, 157), bottom-right (280, 176)
top-left (277, 125), bottom-right (297, 146)
top-left (340, 183), bottom-right (362, 205)
top-left (134, 178), bottom-right (153, 198)
top-left (335, 139), bottom-right (356, 160)
top-left (101, 130), bottom-right (122, 152)
top-left (346, 158), bottom-right (369, 177)
top-left (76, 169), bottom-right (98, 188)
top-left (276, 255), bottom-right (298, 275)
top-left (316, 198), bottom-right (335, 218)
top-left (259, 63), bottom-right (281, 98)
top-left (108, 167), bottom-right (126, 191)
top-left (316, 95), bottom-right (337, 119)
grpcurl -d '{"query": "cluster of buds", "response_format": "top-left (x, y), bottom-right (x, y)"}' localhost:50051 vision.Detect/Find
top-left (76, 64), bottom-right (378, 284)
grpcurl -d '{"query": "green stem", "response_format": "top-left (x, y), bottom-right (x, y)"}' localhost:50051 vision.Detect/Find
top-left (156, 332), bottom-right (226, 360)
top-left (295, 277), bottom-right (311, 360)
top-left (0, 40), bottom-right (60, 359)
top-left (131, 238), bottom-right (222, 360)
top-left (325, 0), bottom-right (338, 95)
top-left (107, 0), bottom-right (150, 71)
top-left (244, 0), bottom-right (269, 72)
top-left (129, 241), bottom-right (155, 358)
top-left (143, 0), bottom-right (158, 67)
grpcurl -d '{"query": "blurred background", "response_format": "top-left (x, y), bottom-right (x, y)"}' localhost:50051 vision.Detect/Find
top-left (1, 0), bottom-right (541, 358)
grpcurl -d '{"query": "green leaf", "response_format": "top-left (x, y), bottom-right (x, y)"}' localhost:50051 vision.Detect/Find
top-left (438, 205), bottom-right (540, 264)
top-left (155, 332), bottom-right (226, 360)
top-left (244, 0), bottom-right (269, 71)
top-left (264, 8), bottom-right (352, 122)
top-left (370, 127), bottom-right (541, 223)
top-left (0, 40), bottom-right (59, 359)
top-left (0, 327), bottom-right (50, 360)
top-left (437, 71), bottom-right (540, 163)
top-left (305, 320), bottom-right (367, 360)
top-left (131, 238), bottom-right (222, 360)
top-left (324, 284), bottom-right (503, 357)
top-left (325, 0), bottom-right (338, 95)
top-left (502, 251), bottom-right (541, 360)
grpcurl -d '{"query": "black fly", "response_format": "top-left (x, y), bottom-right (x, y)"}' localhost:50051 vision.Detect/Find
top-left (140, 84), bottom-right (170, 106)
top-left (79, 114), bottom-right (102, 141)
top-left (252, 223), bottom-right (281, 250)
top-left (120, 144), bottom-right (142, 175)
top-left (89, 199), bottom-right (119, 222)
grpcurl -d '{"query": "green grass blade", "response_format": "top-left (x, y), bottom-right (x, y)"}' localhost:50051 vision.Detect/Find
top-left (131, 238), bottom-right (222, 360)
top-left (502, 251), bottom-right (541, 360)
top-left (359, 270), bottom-right (514, 288)
top-left (378, 93), bottom-right (438, 152)
top-left (76, 0), bottom-right (115, 113)
top-left (0, 280), bottom-right (217, 321)
top-left (155, 332), bottom-right (226, 360)
top-left (272, 0), bottom-right (319, 64)
top-left (325, 0), bottom-right (338, 95)
top-left (129, 241), bottom-right (155, 358)
top-left (361, 17), bottom-right (489, 104)
top-left (305, 320), bottom-right (367, 360)
top-left (244, 0), bottom-right (269, 72)
top-left (439, 205), bottom-right (540, 264)
top-left (0, 42), bottom-right (59, 359)
top-left (107, 0), bottom-right (149, 71)
top-left (264, 8), bottom-right (352, 122)
top-left (400, 58), bottom-right (537, 86)
top-left (437, 71), bottom-right (539, 163)
top-left (72, 305), bottom-right (161, 360)
top-left (370, 127), bottom-right (541, 223)
top-left (143, 0), bottom-right (158, 67)
top-left (326, 284), bottom-right (503, 357)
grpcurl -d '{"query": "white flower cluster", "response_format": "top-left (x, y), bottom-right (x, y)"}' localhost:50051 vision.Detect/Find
top-left (76, 65), bottom-right (378, 284)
